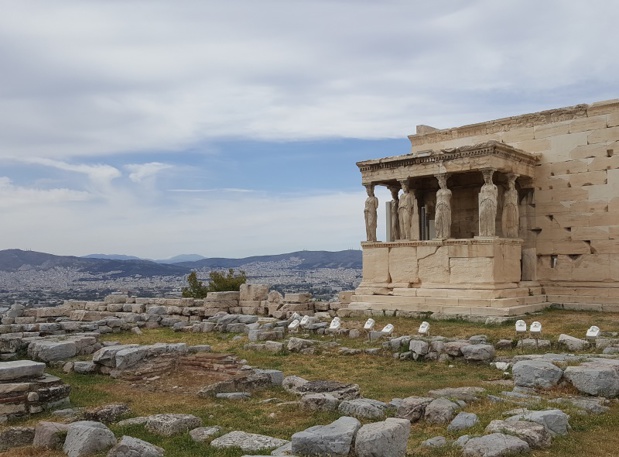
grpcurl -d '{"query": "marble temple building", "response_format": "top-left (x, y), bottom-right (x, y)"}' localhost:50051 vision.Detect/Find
top-left (352, 99), bottom-right (619, 316)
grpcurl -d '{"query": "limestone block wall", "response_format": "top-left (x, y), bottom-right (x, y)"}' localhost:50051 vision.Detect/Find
top-left (361, 240), bottom-right (521, 288)
top-left (0, 287), bottom-right (345, 340)
top-left (409, 100), bottom-right (619, 306)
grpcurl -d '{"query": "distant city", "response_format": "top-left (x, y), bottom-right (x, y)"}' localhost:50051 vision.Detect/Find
top-left (0, 249), bottom-right (362, 307)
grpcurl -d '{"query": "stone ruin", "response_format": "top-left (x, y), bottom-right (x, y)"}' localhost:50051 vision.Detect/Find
top-left (0, 284), bottom-right (353, 361)
top-left (0, 360), bottom-right (70, 423)
top-left (353, 99), bottom-right (619, 317)
top-left (3, 290), bottom-right (619, 454)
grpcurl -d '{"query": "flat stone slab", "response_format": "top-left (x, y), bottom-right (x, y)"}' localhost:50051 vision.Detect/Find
top-left (210, 430), bottom-right (289, 452)
top-left (512, 360), bottom-right (563, 389)
top-left (338, 398), bottom-right (390, 420)
top-left (145, 414), bottom-right (202, 436)
top-left (108, 435), bottom-right (164, 457)
top-left (428, 386), bottom-right (486, 401)
top-left (486, 419), bottom-right (552, 449)
top-left (189, 426), bottom-right (221, 442)
top-left (447, 412), bottom-right (479, 432)
top-left (0, 360), bottom-right (45, 381)
top-left (296, 380), bottom-right (360, 400)
top-left (28, 340), bottom-right (77, 362)
top-left (506, 409), bottom-right (570, 436)
top-left (462, 433), bottom-right (530, 457)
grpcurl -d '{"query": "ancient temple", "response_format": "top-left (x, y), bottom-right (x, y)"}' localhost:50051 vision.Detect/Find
top-left (352, 99), bottom-right (619, 316)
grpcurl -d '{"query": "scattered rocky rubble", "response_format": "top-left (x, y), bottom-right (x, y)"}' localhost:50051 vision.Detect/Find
top-left (6, 295), bottom-right (619, 456)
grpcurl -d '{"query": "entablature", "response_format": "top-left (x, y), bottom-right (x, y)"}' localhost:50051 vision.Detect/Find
top-left (357, 141), bottom-right (539, 187)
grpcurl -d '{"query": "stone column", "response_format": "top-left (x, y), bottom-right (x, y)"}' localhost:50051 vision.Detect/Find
top-left (478, 169), bottom-right (498, 237)
top-left (398, 180), bottom-right (413, 240)
top-left (434, 174), bottom-right (452, 240)
top-left (410, 187), bottom-right (420, 241)
top-left (364, 184), bottom-right (379, 242)
top-left (501, 173), bottom-right (520, 238)
top-left (388, 184), bottom-right (400, 241)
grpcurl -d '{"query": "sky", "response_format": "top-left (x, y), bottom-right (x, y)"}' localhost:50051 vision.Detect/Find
top-left (0, 0), bottom-right (618, 259)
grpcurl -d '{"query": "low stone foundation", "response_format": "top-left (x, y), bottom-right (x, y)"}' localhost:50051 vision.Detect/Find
top-left (352, 239), bottom-right (548, 317)
top-left (0, 360), bottom-right (71, 423)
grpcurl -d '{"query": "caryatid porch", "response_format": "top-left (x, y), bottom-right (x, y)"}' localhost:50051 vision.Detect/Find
top-left (352, 141), bottom-right (547, 317)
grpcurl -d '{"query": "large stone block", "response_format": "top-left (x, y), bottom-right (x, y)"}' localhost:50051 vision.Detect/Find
top-left (145, 413), bottom-right (202, 436)
top-left (417, 246), bottom-right (449, 284)
top-left (450, 257), bottom-right (494, 284)
top-left (0, 360), bottom-right (45, 381)
top-left (70, 310), bottom-right (112, 321)
top-left (33, 421), bottom-right (70, 449)
top-left (361, 247), bottom-right (390, 284)
top-left (28, 340), bottom-right (77, 362)
top-left (284, 293), bottom-right (312, 303)
top-left (240, 284), bottom-right (269, 301)
top-left (424, 398), bottom-right (459, 424)
top-left (485, 419), bottom-right (552, 449)
top-left (388, 246), bottom-right (418, 285)
top-left (205, 291), bottom-right (240, 302)
top-left (92, 345), bottom-right (139, 368)
top-left (396, 396), bottom-right (433, 422)
top-left (589, 126), bottom-right (619, 144)
top-left (291, 416), bottom-right (361, 457)
top-left (462, 433), bottom-right (530, 457)
top-left (506, 409), bottom-right (570, 436)
top-left (210, 430), bottom-right (289, 453)
top-left (33, 307), bottom-right (72, 318)
top-left (107, 436), bottom-right (164, 457)
top-left (512, 360), bottom-right (563, 389)
top-left (564, 361), bottom-right (619, 397)
top-left (63, 421), bottom-right (116, 457)
top-left (337, 398), bottom-right (389, 420)
top-left (354, 418), bottom-right (410, 457)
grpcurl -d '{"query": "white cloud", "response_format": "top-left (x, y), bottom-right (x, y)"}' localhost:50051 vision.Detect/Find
top-left (126, 162), bottom-right (172, 183)
top-left (0, 0), bottom-right (616, 160)
top-left (0, 176), bottom-right (91, 208)
top-left (169, 188), bottom-right (255, 193)
top-left (20, 158), bottom-right (121, 188)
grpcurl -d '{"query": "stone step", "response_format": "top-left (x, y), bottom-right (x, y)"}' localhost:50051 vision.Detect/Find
top-left (0, 360), bottom-right (46, 381)
top-left (347, 295), bottom-right (548, 317)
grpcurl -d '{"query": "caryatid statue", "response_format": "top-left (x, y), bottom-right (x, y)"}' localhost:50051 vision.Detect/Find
top-left (388, 185), bottom-right (400, 241)
top-left (479, 169), bottom-right (498, 237)
top-left (434, 174), bottom-right (452, 240)
top-left (502, 173), bottom-right (520, 238)
top-left (398, 181), bottom-right (414, 240)
top-left (364, 184), bottom-right (379, 242)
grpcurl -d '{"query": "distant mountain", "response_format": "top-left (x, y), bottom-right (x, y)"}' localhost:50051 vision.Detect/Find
top-left (177, 250), bottom-right (362, 270)
top-left (83, 254), bottom-right (143, 261)
top-left (0, 249), bottom-right (361, 278)
top-left (0, 249), bottom-right (190, 277)
top-left (157, 254), bottom-right (206, 264)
